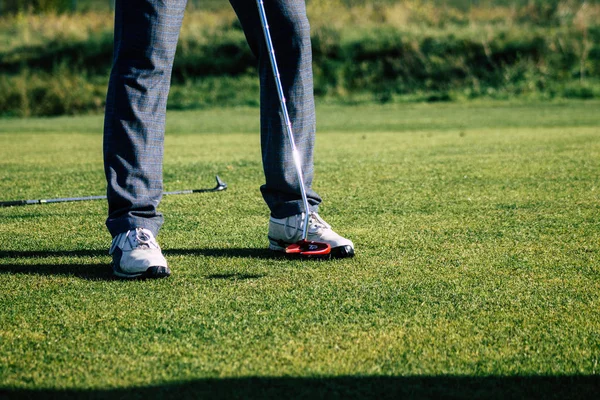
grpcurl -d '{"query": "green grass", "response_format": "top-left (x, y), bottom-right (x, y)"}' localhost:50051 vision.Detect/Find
top-left (1, 101), bottom-right (600, 398)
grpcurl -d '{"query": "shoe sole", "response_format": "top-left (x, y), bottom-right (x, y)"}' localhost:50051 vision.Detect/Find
top-left (111, 247), bottom-right (170, 279)
top-left (112, 263), bottom-right (171, 279)
top-left (269, 242), bottom-right (355, 259)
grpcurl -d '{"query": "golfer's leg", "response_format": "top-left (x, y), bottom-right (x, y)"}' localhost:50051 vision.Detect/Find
top-left (230, 0), bottom-right (322, 218)
top-left (103, 0), bottom-right (187, 237)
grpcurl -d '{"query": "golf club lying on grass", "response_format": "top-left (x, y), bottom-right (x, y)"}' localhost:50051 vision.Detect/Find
top-left (256, 0), bottom-right (331, 258)
top-left (0, 175), bottom-right (227, 208)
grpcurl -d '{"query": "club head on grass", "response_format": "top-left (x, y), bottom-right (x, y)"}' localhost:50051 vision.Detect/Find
top-left (285, 240), bottom-right (331, 258)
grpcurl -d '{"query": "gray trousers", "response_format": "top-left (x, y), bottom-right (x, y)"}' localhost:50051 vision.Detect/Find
top-left (103, 0), bottom-right (321, 237)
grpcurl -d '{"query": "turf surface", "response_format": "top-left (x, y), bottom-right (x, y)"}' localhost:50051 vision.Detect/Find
top-left (1, 101), bottom-right (599, 398)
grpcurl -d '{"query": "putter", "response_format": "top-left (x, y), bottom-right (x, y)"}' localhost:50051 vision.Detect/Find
top-left (0, 175), bottom-right (227, 207)
top-left (256, 0), bottom-right (331, 257)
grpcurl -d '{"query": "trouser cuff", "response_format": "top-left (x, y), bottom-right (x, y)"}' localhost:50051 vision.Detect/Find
top-left (106, 215), bottom-right (163, 238)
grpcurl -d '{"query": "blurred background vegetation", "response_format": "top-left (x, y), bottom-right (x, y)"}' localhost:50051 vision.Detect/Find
top-left (0, 0), bottom-right (599, 116)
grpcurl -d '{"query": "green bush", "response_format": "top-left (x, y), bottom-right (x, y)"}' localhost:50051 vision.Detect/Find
top-left (0, 66), bottom-right (105, 117)
top-left (1, 2), bottom-right (600, 116)
top-left (1, 0), bottom-right (74, 14)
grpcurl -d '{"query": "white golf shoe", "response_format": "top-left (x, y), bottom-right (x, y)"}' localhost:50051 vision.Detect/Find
top-left (268, 212), bottom-right (355, 258)
top-left (109, 228), bottom-right (170, 279)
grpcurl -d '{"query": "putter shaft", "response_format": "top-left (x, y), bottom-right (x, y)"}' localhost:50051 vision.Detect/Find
top-left (256, 0), bottom-right (311, 241)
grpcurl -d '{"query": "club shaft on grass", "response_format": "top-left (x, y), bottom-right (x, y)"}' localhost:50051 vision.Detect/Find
top-left (256, 0), bottom-right (311, 241)
top-left (0, 176), bottom-right (227, 208)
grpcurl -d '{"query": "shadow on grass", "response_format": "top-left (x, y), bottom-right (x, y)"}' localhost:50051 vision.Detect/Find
top-left (0, 263), bottom-right (115, 280)
top-left (0, 250), bottom-right (107, 258)
top-left (0, 264), bottom-right (268, 281)
top-left (0, 248), bottom-right (279, 280)
top-left (1, 375), bottom-right (598, 399)
top-left (0, 248), bottom-right (279, 260)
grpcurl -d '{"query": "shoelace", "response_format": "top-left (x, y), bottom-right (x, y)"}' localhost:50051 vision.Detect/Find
top-left (110, 228), bottom-right (157, 254)
top-left (131, 228), bottom-right (152, 249)
top-left (308, 213), bottom-right (331, 231)
top-left (283, 212), bottom-right (331, 240)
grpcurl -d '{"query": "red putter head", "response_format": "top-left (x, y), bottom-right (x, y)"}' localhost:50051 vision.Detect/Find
top-left (286, 240), bottom-right (331, 257)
